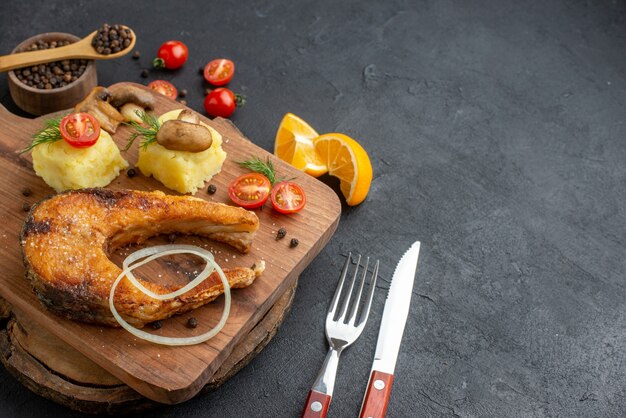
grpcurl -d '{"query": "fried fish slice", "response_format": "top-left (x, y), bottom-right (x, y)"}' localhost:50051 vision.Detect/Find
top-left (20, 188), bottom-right (263, 327)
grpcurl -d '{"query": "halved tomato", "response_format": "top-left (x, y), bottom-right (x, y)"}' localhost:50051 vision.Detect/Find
top-left (59, 113), bottom-right (101, 148)
top-left (204, 59), bottom-right (235, 86)
top-left (148, 80), bottom-right (178, 99)
top-left (270, 182), bottom-right (306, 214)
top-left (228, 173), bottom-right (271, 209)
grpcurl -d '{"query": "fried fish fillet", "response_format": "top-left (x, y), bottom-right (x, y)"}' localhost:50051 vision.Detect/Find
top-left (20, 188), bottom-right (264, 327)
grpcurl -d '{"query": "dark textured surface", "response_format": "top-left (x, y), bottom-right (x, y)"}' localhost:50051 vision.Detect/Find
top-left (1, 0), bottom-right (625, 417)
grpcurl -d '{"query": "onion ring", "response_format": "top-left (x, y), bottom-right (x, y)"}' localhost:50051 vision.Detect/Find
top-left (109, 244), bottom-right (231, 346)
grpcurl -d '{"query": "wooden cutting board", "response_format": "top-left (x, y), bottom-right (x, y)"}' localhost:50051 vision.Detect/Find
top-left (0, 82), bottom-right (341, 404)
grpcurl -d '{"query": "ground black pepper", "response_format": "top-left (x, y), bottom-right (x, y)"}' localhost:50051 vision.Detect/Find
top-left (290, 238), bottom-right (299, 248)
top-left (91, 23), bottom-right (133, 55)
top-left (187, 317), bottom-right (198, 328)
top-left (276, 228), bottom-right (287, 240)
top-left (207, 184), bottom-right (217, 194)
top-left (13, 40), bottom-right (89, 90)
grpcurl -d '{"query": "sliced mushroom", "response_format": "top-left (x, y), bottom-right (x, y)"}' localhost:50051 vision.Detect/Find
top-left (119, 103), bottom-right (145, 123)
top-left (177, 109), bottom-right (201, 125)
top-left (156, 120), bottom-right (213, 152)
top-left (109, 85), bottom-right (156, 110)
top-left (74, 87), bottom-right (125, 133)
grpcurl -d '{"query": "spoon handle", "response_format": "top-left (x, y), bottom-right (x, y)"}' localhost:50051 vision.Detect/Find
top-left (0, 42), bottom-right (90, 73)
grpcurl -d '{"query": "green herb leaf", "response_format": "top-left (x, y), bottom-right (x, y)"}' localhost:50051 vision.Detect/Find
top-left (123, 110), bottom-right (161, 151)
top-left (19, 115), bottom-right (66, 154)
top-left (237, 156), bottom-right (292, 186)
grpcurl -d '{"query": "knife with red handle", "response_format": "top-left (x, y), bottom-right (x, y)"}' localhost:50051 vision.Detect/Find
top-left (359, 241), bottom-right (420, 418)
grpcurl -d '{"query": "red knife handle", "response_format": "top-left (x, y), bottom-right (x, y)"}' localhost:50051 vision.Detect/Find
top-left (359, 370), bottom-right (394, 418)
top-left (301, 390), bottom-right (331, 418)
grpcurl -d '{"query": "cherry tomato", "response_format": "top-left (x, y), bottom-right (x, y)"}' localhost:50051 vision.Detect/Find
top-left (148, 80), bottom-right (178, 99)
top-left (204, 59), bottom-right (235, 86)
top-left (204, 88), bottom-right (245, 118)
top-left (270, 182), bottom-right (306, 214)
top-left (228, 173), bottom-right (271, 209)
top-left (153, 40), bottom-right (188, 70)
top-left (59, 113), bottom-right (101, 148)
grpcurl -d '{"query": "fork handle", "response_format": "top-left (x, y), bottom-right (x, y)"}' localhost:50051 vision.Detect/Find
top-left (359, 370), bottom-right (394, 418)
top-left (301, 390), bottom-right (331, 418)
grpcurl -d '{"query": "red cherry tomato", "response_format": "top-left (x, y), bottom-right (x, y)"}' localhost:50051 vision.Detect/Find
top-left (148, 80), bottom-right (178, 99)
top-left (270, 182), bottom-right (306, 214)
top-left (153, 40), bottom-right (188, 69)
top-left (228, 173), bottom-right (271, 209)
top-left (204, 88), bottom-right (237, 118)
top-left (204, 59), bottom-right (235, 86)
top-left (59, 113), bottom-right (101, 148)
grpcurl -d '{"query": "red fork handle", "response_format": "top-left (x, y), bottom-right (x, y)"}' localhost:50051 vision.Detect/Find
top-left (359, 370), bottom-right (394, 418)
top-left (301, 390), bottom-right (331, 418)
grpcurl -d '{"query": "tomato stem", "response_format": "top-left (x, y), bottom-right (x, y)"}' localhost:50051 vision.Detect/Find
top-left (234, 94), bottom-right (246, 107)
top-left (152, 57), bottom-right (165, 69)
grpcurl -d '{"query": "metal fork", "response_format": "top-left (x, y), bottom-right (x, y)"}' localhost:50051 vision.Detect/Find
top-left (301, 253), bottom-right (380, 418)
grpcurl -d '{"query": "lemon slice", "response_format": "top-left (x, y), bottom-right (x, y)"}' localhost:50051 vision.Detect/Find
top-left (314, 133), bottom-right (372, 206)
top-left (274, 113), bottom-right (328, 177)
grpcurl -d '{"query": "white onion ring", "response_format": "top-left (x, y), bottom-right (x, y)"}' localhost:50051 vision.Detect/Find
top-left (108, 244), bottom-right (231, 346)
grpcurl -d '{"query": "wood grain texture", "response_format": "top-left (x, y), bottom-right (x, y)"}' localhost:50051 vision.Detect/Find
top-left (0, 83), bottom-right (341, 404)
top-left (0, 281), bottom-right (297, 414)
top-left (359, 371), bottom-right (394, 418)
top-left (301, 390), bottom-right (331, 418)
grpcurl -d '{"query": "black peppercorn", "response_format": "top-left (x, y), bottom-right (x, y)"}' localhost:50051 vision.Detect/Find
top-left (132, 50), bottom-right (141, 59)
top-left (290, 238), bottom-right (299, 248)
top-left (179, 89), bottom-right (187, 98)
top-left (207, 184), bottom-right (217, 194)
top-left (168, 234), bottom-right (177, 243)
top-left (140, 69), bottom-right (149, 78)
top-left (187, 317), bottom-right (198, 328)
top-left (276, 228), bottom-right (287, 240)
top-left (126, 168), bottom-right (136, 178)
top-left (198, 67), bottom-right (205, 75)
top-left (21, 188), bottom-right (32, 197)
top-left (151, 320), bottom-right (163, 330)
top-left (22, 203), bottom-right (31, 212)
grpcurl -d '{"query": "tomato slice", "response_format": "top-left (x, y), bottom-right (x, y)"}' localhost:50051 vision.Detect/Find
top-left (148, 80), bottom-right (178, 99)
top-left (59, 113), bottom-right (101, 148)
top-left (228, 173), bottom-right (271, 209)
top-left (204, 59), bottom-right (235, 86)
top-left (270, 182), bottom-right (306, 214)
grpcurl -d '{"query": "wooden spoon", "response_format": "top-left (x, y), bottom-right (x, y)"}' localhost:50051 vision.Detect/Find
top-left (0, 28), bottom-right (136, 73)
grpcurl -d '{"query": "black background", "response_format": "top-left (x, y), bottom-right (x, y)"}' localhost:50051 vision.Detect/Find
top-left (1, 1), bottom-right (625, 417)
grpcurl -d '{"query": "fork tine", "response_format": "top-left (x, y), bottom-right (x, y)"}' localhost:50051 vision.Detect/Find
top-left (347, 257), bottom-right (369, 325)
top-left (327, 253), bottom-right (351, 320)
top-left (357, 259), bottom-right (379, 327)
top-left (337, 254), bottom-right (361, 322)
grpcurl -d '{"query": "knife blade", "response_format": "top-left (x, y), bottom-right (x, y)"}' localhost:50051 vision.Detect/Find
top-left (359, 241), bottom-right (420, 418)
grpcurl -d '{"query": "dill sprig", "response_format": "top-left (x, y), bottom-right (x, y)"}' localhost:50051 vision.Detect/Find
top-left (237, 157), bottom-right (286, 185)
top-left (20, 115), bottom-right (65, 154)
top-left (124, 110), bottom-right (161, 151)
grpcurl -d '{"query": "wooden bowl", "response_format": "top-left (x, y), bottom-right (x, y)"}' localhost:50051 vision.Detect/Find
top-left (8, 32), bottom-right (97, 115)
